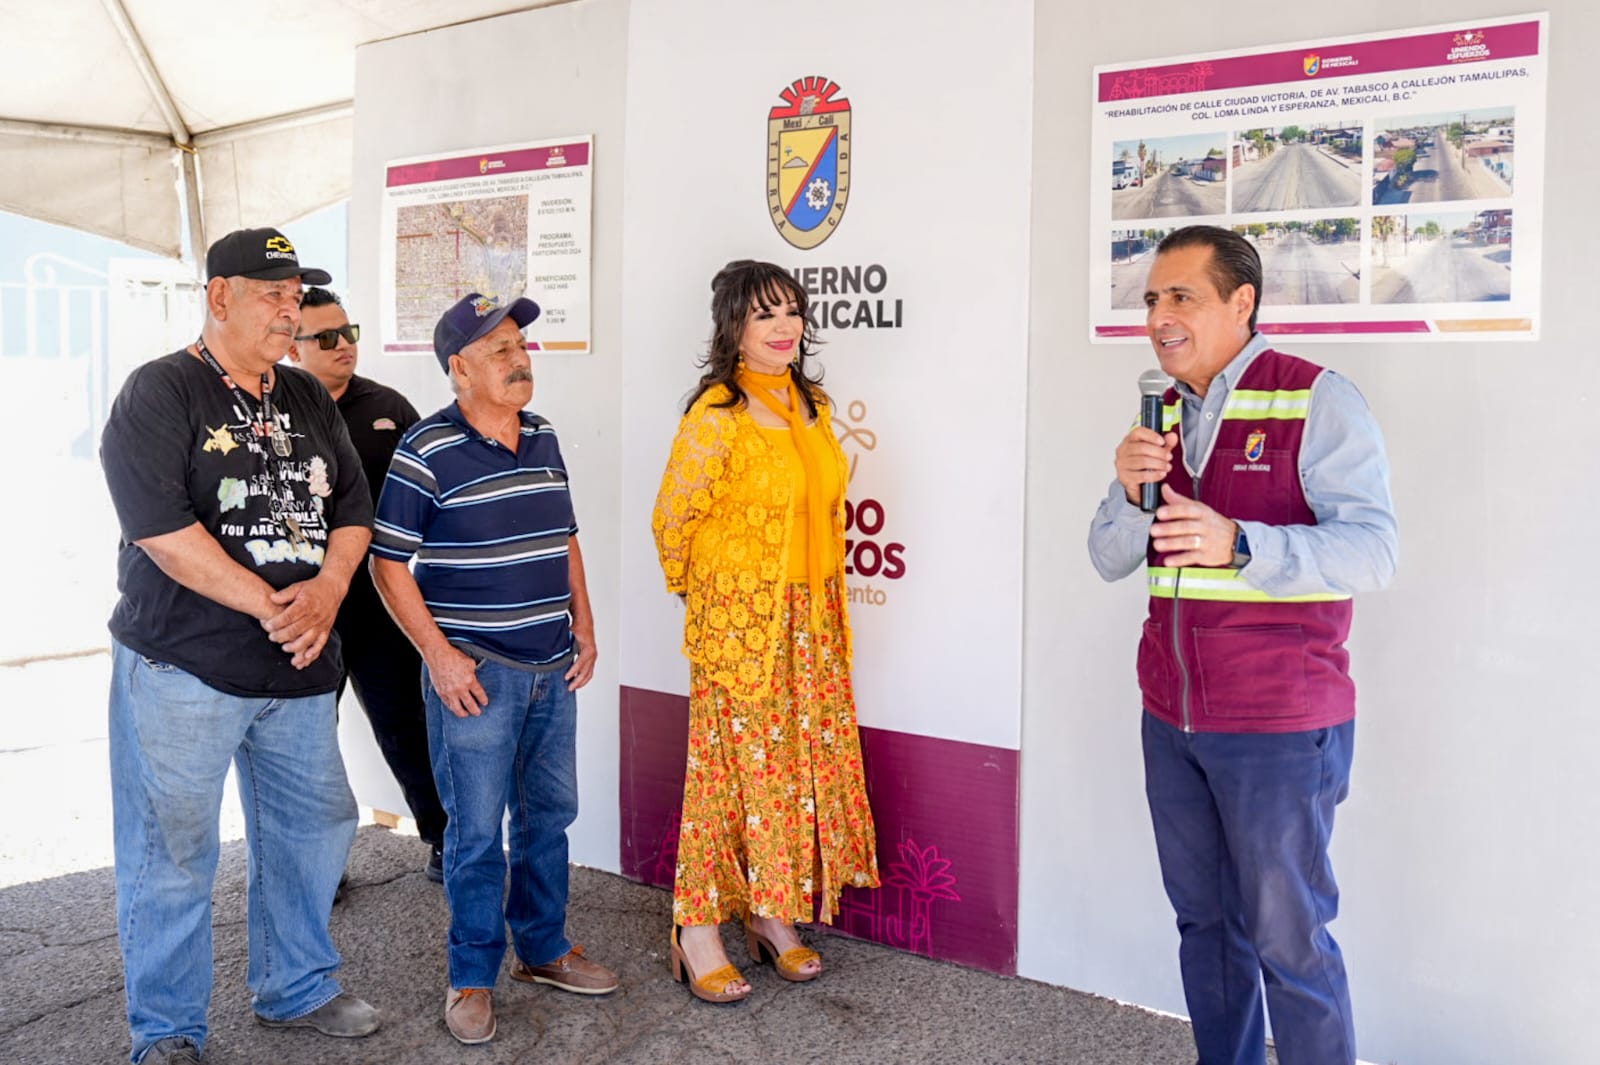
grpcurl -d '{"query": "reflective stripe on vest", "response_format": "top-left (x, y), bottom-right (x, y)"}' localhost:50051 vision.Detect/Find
top-left (1222, 388), bottom-right (1312, 420)
top-left (1147, 566), bottom-right (1352, 603)
top-left (1156, 388), bottom-right (1306, 431)
top-left (1129, 403), bottom-right (1184, 433)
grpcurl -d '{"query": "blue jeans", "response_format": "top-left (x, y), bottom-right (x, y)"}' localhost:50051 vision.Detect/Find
top-left (109, 640), bottom-right (358, 1064)
top-left (1142, 712), bottom-right (1356, 1065)
top-left (424, 657), bottom-right (578, 989)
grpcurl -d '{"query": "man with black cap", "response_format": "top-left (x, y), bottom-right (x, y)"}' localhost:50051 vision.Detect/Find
top-left (101, 227), bottom-right (380, 1065)
top-left (371, 292), bottom-right (614, 1045)
top-left (290, 286), bottom-right (447, 884)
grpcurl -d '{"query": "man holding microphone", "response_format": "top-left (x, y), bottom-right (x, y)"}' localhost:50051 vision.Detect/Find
top-left (1088, 225), bottom-right (1398, 1065)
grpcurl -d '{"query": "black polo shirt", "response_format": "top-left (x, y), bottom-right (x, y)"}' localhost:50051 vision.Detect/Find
top-left (333, 375), bottom-right (421, 634)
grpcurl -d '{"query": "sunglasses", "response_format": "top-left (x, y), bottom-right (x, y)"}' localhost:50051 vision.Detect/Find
top-left (294, 324), bottom-right (360, 349)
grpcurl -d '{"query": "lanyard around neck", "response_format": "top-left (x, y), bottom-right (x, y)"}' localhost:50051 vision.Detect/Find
top-left (194, 336), bottom-right (305, 544)
top-left (195, 336), bottom-right (289, 457)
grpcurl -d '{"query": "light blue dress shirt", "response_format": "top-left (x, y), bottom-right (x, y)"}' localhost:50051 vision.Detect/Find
top-left (1088, 333), bottom-right (1399, 598)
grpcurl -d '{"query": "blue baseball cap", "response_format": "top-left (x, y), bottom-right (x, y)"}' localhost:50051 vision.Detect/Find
top-left (433, 292), bottom-right (541, 372)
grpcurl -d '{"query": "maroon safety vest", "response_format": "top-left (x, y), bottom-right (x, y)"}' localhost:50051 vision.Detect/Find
top-left (1138, 350), bottom-right (1356, 734)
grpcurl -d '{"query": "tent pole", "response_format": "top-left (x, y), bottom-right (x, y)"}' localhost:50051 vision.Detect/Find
top-left (180, 150), bottom-right (207, 279)
top-left (192, 103), bottom-right (354, 149)
top-left (0, 117), bottom-right (170, 149)
top-left (99, 0), bottom-right (204, 268)
top-left (98, 0), bottom-right (191, 147)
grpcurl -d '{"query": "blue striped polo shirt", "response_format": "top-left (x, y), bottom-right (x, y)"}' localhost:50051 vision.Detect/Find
top-left (371, 402), bottom-right (577, 671)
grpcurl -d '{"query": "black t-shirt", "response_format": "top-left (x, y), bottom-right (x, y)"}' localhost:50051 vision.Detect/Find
top-left (333, 375), bottom-right (420, 634)
top-left (101, 349), bottom-right (373, 697)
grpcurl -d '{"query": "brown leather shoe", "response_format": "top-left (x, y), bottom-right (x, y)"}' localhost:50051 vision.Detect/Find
top-left (510, 944), bottom-right (618, 995)
top-left (444, 987), bottom-right (495, 1045)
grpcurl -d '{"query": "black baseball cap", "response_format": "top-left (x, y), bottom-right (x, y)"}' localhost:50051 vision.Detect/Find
top-left (205, 227), bottom-right (332, 285)
top-left (433, 292), bottom-right (541, 372)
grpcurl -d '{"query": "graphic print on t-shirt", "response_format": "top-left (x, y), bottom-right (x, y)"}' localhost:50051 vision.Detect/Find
top-left (203, 405), bottom-right (334, 569)
top-left (203, 425), bottom-right (240, 455)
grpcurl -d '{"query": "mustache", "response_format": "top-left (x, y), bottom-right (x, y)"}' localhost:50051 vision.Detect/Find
top-left (505, 368), bottom-right (532, 384)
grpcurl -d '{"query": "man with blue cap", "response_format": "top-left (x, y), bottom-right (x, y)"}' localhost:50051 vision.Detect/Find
top-left (370, 292), bottom-right (615, 1045)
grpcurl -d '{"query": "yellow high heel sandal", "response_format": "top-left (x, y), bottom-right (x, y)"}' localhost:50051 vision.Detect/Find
top-left (744, 916), bottom-right (822, 982)
top-left (670, 925), bottom-right (751, 1004)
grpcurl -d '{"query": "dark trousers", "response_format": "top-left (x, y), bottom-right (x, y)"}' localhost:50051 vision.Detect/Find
top-left (1142, 712), bottom-right (1357, 1065)
top-left (340, 626), bottom-right (447, 847)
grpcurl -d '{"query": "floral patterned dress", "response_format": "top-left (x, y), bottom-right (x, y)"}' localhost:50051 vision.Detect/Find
top-left (653, 388), bottom-right (878, 925)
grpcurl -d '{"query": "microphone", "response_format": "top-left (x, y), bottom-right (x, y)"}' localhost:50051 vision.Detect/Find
top-left (1138, 369), bottom-right (1172, 513)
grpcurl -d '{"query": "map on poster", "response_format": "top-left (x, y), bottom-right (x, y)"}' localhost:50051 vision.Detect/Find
top-left (379, 136), bottom-right (593, 353)
top-left (1090, 14), bottom-right (1547, 342)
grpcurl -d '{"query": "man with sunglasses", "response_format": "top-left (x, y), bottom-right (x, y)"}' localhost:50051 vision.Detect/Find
top-left (100, 228), bottom-right (381, 1065)
top-left (291, 287), bottom-right (446, 884)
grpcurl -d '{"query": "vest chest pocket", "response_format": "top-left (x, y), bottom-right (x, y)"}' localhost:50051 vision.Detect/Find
top-left (1194, 623), bottom-right (1311, 719)
top-left (1213, 448), bottom-right (1299, 526)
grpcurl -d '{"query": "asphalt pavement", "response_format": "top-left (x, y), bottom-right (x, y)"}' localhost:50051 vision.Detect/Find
top-left (1373, 237), bottom-right (1510, 303)
top-left (1374, 128), bottom-right (1512, 207)
top-left (0, 655), bottom-right (1222, 1065)
top-left (1232, 144), bottom-right (1360, 213)
top-left (1256, 233), bottom-right (1359, 305)
top-left (0, 827), bottom-right (1222, 1065)
top-left (1111, 170), bottom-right (1225, 220)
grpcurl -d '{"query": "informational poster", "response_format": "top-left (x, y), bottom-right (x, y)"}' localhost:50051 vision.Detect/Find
top-left (378, 136), bottom-right (593, 353)
top-left (1091, 13), bottom-right (1547, 341)
top-left (618, 0), bottom-right (1031, 975)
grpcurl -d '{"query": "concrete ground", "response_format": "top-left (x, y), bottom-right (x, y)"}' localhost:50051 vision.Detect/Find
top-left (1, 828), bottom-right (1215, 1065)
top-left (0, 654), bottom-right (1223, 1065)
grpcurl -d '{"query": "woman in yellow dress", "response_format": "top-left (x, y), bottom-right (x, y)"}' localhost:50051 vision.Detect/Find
top-left (653, 259), bottom-right (879, 1003)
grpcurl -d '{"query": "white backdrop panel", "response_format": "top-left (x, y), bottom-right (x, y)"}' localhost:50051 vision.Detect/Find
top-left (619, 0), bottom-right (1033, 750)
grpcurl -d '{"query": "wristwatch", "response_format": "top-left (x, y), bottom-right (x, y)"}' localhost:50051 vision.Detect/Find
top-left (1231, 525), bottom-right (1251, 569)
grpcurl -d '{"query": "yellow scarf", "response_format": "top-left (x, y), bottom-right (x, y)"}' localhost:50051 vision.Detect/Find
top-left (737, 365), bottom-right (832, 626)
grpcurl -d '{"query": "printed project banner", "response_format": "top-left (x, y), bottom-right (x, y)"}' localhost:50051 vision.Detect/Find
top-left (1091, 14), bottom-right (1547, 341)
top-left (378, 136), bottom-right (593, 353)
top-left (618, 0), bottom-right (1031, 973)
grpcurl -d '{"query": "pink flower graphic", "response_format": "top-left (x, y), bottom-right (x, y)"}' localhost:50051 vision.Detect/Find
top-left (838, 837), bottom-right (961, 957)
top-left (883, 838), bottom-right (960, 900)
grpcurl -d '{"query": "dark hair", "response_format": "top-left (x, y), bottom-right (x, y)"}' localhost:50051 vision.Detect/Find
top-left (1155, 226), bottom-right (1262, 331)
top-left (300, 286), bottom-right (342, 309)
top-left (683, 260), bottom-right (827, 416)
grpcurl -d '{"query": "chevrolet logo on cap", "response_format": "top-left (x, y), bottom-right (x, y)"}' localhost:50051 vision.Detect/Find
top-left (265, 236), bottom-right (295, 253)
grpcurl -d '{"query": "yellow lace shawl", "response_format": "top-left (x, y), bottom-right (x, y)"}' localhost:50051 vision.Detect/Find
top-left (652, 384), bottom-right (852, 701)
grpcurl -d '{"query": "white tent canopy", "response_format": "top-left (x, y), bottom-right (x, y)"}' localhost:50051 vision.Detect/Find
top-left (0, 0), bottom-right (561, 264)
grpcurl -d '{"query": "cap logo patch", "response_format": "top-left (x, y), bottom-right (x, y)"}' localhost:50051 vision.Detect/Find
top-left (263, 235), bottom-right (297, 261)
top-left (472, 296), bottom-right (498, 317)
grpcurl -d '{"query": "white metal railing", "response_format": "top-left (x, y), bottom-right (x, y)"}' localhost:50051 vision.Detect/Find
top-left (0, 252), bottom-right (202, 455)
top-left (0, 252), bottom-right (203, 663)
